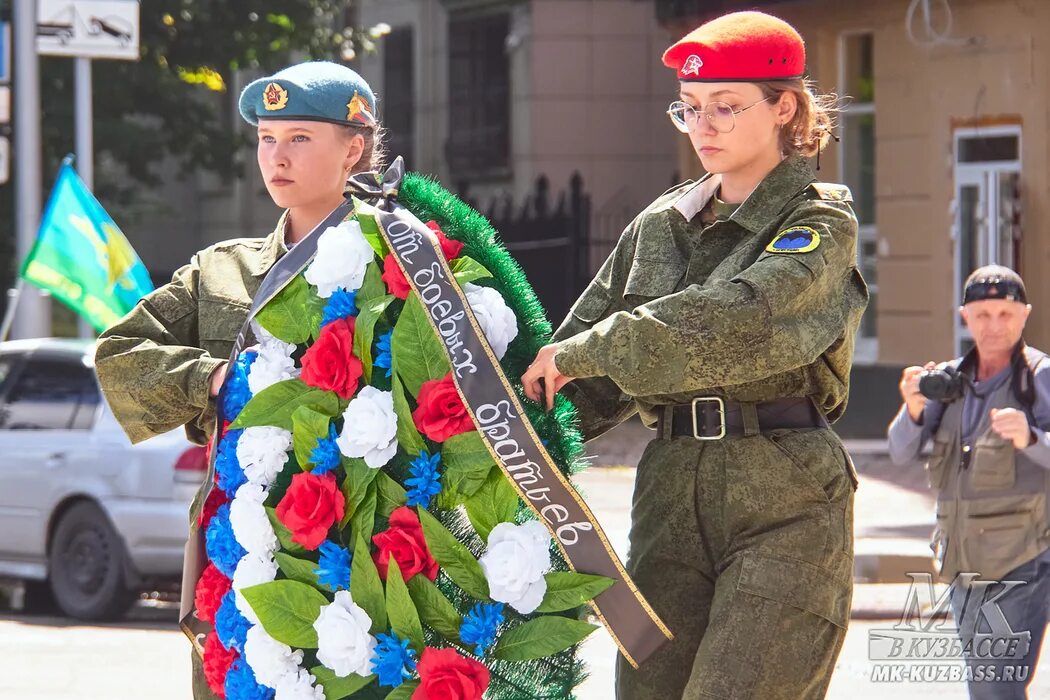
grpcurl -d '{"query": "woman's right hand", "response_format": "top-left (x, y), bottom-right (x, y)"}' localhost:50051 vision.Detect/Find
top-left (209, 363), bottom-right (229, 397)
top-left (899, 361), bottom-right (936, 422)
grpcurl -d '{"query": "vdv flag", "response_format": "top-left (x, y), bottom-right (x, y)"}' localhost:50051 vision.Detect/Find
top-left (20, 159), bottom-right (154, 332)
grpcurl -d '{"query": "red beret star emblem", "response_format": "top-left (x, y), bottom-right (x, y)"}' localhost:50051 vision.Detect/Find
top-left (682, 55), bottom-right (703, 76)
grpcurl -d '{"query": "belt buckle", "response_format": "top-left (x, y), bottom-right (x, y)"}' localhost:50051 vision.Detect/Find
top-left (691, 397), bottom-right (726, 441)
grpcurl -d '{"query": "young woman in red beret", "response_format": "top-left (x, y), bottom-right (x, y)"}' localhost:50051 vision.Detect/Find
top-left (523, 10), bottom-right (868, 699)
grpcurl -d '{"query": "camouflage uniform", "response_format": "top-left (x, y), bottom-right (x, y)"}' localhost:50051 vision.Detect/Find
top-left (95, 215), bottom-right (290, 700)
top-left (552, 155), bottom-right (868, 699)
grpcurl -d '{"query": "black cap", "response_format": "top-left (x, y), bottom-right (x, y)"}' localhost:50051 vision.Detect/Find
top-left (963, 265), bottom-right (1027, 305)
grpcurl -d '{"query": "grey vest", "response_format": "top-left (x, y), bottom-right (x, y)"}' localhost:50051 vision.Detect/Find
top-left (928, 347), bottom-right (1050, 582)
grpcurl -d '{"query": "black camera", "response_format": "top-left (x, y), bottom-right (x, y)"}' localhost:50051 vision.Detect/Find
top-left (919, 366), bottom-right (967, 402)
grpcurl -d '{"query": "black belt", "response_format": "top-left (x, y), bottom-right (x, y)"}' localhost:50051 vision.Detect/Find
top-left (657, 397), bottom-right (827, 440)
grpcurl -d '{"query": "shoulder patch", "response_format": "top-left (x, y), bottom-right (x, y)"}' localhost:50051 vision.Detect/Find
top-left (808, 182), bottom-right (853, 203)
top-left (766, 226), bottom-right (821, 254)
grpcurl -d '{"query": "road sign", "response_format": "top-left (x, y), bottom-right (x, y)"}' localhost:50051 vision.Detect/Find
top-left (0, 137), bottom-right (9, 185)
top-left (37, 0), bottom-right (139, 61)
top-left (0, 23), bottom-right (10, 83)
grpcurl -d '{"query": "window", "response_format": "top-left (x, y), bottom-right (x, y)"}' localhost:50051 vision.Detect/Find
top-left (0, 357), bottom-right (100, 430)
top-left (446, 12), bottom-right (510, 177)
top-left (383, 26), bottom-right (416, 168)
top-left (839, 32), bottom-right (877, 358)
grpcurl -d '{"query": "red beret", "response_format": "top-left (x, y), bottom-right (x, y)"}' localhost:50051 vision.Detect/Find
top-left (663, 11), bottom-right (805, 82)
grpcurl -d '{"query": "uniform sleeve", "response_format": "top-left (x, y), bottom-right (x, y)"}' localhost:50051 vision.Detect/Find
top-left (95, 255), bottom-right (226, 445)
top-left (554, 198), bottom-right (863, 396)
top-left (550, 219), bottom-right (639, 442)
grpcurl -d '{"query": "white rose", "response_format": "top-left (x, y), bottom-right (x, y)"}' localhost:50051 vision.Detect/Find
top-left (314, 590), bottom-right (377, 678)
top-left (238, 426), bottom-right (292, 487)
top-left (244, 625), bottom-right (304, 689)
top-left (479, 520), bottom-right (552, 614)
top-left (275, 668), bottom-right (326, 700)
top-left (304, 219), bottom-right (374, 298)
top-left (229, 483), bottom-right (277, 557)
top-left (335, 386), bottom-right (397, 468)
top-left (232, 551), bottom-right (278, 624)
top-left (463, 283), bottom-right (518, 360)
top-left (248, 336), bottom-right (299, 395)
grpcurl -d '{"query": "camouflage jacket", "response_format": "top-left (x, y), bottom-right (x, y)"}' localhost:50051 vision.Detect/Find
top-left (552, 155), bottom-right (870, 441)
top-left (95, 215), bottom-right (289, 446)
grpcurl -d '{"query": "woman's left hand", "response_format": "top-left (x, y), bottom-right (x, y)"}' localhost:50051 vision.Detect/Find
top-left (521, 343), bottom-right (575, 411)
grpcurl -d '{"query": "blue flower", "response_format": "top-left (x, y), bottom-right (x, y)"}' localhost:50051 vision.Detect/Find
top-left (205, 504), bottom-right (246, 578)
top-left (214, 429), bottom-right (246, 495)
top-left (321, 288), bottom-right (358, 326)
top-left (222, 350), bottom-right (256, 420)
top-left (405, 450), bottom-right (442, 508)
top-left (459, 602), bottom-right (504, 657)
top-left (309, 423), bottom-right (341, 476)
top-left (370, 631), bottom-right (417, 688)
top-left (374, 330), bottom-right (393, 378)
top-left (314, 540), bottom-right (352, 591)
top-left (225, 656), bottom-right (274, 700)
top-left (215, 590), bottom-right (251, 652)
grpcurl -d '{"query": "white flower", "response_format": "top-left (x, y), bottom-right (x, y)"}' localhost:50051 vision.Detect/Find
top-left (314, 590), bottom-right (377, 678)
top-left (275, 668), bottom-right (326, 700)
top-left (244, 625), bottom-right (304, 689)
top-left (479, 520), bottom-right (552, 614)
top-left (248, 336), bottom-right (299, 395)
top-left (463, 283), bottom-right (518, 360)
top-left (229, 483), bottom-right (277, 556)
top-left (232, 551), bottom-right (278, 624)
top-left (238, 426), bottom-right (292, 487)
top-left (336, 386), bottom-right (397, 468)
top-left (304, 219), bottom-right (374, 298)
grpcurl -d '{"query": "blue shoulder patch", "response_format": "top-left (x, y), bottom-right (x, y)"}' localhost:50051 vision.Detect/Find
top-left (766, 226), bottom-right (821, 254)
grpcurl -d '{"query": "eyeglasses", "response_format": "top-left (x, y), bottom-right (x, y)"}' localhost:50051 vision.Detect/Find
top-left (666, 96), bottom-right (777, 134)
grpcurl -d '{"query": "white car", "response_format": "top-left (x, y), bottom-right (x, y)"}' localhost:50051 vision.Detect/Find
top-left (0, 338), bottom-right (207, 620)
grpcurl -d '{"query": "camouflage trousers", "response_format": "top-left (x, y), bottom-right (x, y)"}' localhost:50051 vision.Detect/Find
top-left (616, 428), bottom-right (856, 700)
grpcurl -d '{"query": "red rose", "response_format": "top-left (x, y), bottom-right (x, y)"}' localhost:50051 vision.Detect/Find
top-left (382, 254), bottom-right (412, 300)
top-left (194, 563), bottom-right (231, 625)
top-left (300, 317), bottom-right (363, 400)
top-left (275, 472), bottom-right (345, 550)
top-left (412, 647), bottom-right (490, 700)
top-left (198, 486), bottom-right (229, 529)
top-left (412, 373), bottom-right (475, 442)
top-left (426, 221), bottom-right (464, 261)
top-left (202, 630), bottom-right (236, 698)
top-left (373, 506), bottom-right (439, 582)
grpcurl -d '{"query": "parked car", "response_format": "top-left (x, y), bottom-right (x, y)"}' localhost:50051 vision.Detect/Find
top-left (0, 338), bottom-right (207, 620)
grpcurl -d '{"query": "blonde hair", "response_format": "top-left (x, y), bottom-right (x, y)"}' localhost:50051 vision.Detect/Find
top-left (343, 123), bottom-right (387, 175)
top-left (757, 78), bottom-right (839, 157)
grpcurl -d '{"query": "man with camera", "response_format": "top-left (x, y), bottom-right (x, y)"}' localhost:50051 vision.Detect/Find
top-left (888, 265), bottom-right (1050, 698)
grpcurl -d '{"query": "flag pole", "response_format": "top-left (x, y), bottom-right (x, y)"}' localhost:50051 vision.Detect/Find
top-left (0, 279), bottom-right (26, 343)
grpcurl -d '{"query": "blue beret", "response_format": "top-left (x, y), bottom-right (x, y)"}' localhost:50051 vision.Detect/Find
top-left (238, 61), bottom-right (377, 128)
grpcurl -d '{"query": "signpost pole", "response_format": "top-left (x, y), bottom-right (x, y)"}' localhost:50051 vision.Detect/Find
top-left (74, 55), bottom-right (94, 338)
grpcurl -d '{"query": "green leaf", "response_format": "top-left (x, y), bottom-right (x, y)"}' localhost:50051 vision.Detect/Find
top-left (241, 579), bottom-right (330, 648)
top-left (385, 559), bottom-right (426, 653)
top-left (275, 552), bottom-right (321, 588)
top-left (535, 572), bottom-right (617, 613)
top-left (311, 666), bottom-right (376, 700)
top-left (255, 275), bottom-right (313, 344)
top-left (492, 617), bottom-right (598, 661)
top-left (417, 507), bottom-right (489, 601)
top-left (442, 431), bottom-right (495, 498)
top-left (353, 294), bottom-right (394, 384)
top-left (306, 286), bottom-right (327, 342)
top-left (384, 680), bottom-right (419, 700)
top-left (391, 373), bottom-right (426, 457)
top-left (266, 506), bottom-right (308, 555)
top-left (351, 533), bottom-right (387, 634)
top-left (340, 458), bottom-right (381, 531)
top-left (353, 198), bottom-right (387, 258)
top-left (357, 258), bottom-right (387, 307)
top-left (231, 379), bottom-right (341, 430)
top-left (292, 406), bottom-right (332, 470)
top-left (351, 480), bottom-right (378, 548)
top-left (375, 472), bottom-right (408, 519)
top-left (450, 256), bottom-right (492, 285)
top-left (406, 574), bottom-right (463, 644)
top-left (391, 293), bottom-right (452, 396)
top-left (464, 468), bottom-right (519, 542)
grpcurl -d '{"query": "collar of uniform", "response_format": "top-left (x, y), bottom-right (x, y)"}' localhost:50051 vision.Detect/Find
top-left (255, 211), bottom-right (291, 275)
top-left (673, 154), bottom-right (815, 233)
